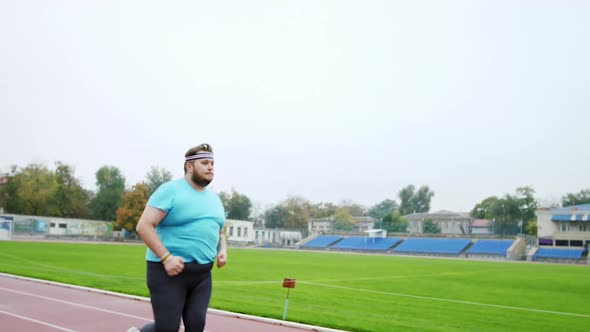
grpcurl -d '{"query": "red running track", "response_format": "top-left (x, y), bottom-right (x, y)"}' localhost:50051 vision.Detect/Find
top-left (0, 274), bottom-right (346, 332)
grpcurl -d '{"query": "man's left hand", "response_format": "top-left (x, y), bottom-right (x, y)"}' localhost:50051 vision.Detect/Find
top-left (216, 250), bottom-right (227, 268)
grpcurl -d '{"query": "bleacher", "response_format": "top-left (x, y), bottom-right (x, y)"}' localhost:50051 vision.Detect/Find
top-left (533, 247), bottom-right (585, 261)
top-left (392, 238), bottom-right (472, 255)
top-left (300, 235), bottom-right (343, 249)
top-left (331, 236), bottom-right (402, 251)
top-left (466, 239), bottom-right (514, 256)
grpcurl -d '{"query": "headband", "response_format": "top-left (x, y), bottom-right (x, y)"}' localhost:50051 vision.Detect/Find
top-left (185, 152), bottom-right (214, 161)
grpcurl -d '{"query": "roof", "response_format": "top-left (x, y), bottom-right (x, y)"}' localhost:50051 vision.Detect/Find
top-left (404, 210), bottom-right (472, 222)
top-left (471, 219), bottom-right (491, 227)
top-left (364, 229), bottom-right (385, 234)
top-left (550, 204), bottom-right (590, 213)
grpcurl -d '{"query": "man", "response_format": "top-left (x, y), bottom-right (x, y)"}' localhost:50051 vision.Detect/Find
top-left (129, 143), bottom-right (227, 332)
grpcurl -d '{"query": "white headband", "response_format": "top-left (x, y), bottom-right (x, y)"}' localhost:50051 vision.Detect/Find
top-left (185, 152), bottom-right (214, 161)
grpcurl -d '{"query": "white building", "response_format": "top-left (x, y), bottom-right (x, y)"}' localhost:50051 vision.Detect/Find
top-left (536, 204), bottom-right (590, 247)
top-left (308, 216), bottom-right (377, 234)
top-left (225, 219), bottom-right (255, 244)
top-left (404, 210), bottom-right (472, 235)
top-left (254, 228), bottom-right (302, 247)
top-left (308, 217), bottom-right (334, 234)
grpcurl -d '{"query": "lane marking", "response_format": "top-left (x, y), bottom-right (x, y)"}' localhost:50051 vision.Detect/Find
top-left (300, 281), bottom-right (590, 318)
top-left (0, 309), bottom-right (78, 332)
top-left (0, 273), bottom-right (345, 332)
top-left (0, 287), bottom-right (152, 321)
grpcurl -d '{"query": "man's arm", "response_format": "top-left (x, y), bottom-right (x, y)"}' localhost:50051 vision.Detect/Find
top-left (216, 226), bottom-right (227, 268)
top-left (136, 205), bottom-right (184, 276)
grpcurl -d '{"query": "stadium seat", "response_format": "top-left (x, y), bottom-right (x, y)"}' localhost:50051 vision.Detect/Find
top-left (533, 247), bottom-right (584, 260)
top-left (466, 240), bottom-right (514, 256)
top-left (331, 237), bottom-right (402, 251)
top-left (392, 238), bottom-right (471, 255)
top-left (301, 235), bottom-right (343, 248)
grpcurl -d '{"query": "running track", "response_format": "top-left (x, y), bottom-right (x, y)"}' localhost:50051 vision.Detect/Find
top-left (0, 273), bottom-right (347, 332)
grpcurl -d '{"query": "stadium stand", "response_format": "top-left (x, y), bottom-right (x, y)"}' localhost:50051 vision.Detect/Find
top-left (300, 235), bottom-right (343, 249)
top-left (331, 236), bottom-right (402, 251)
top-left (533, 247), bottom-right (585, 261)
top-left (466, 239), bottom-right (514, 256)
top-left (392, 238), bottom-right (472, 255)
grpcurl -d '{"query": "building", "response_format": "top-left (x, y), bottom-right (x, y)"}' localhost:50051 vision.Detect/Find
top-left (308, 217), bottom-right (334, 234)
top-left (1, 214), bottom-right (112, 239)
top-left (535, 204), bottom-right (590, 248)
top-left (353, 216), bottom-right (378, 232)
top-left (254, 228), bottom-right (302, 247)
top-left (404, 210), bottom-right (472, 235)
top-left (470, 219), bottom-right (492, 235)
top-left (308, 216), bottom-right (377, 234)
top-left (225, 219), bottom-right (255, 244)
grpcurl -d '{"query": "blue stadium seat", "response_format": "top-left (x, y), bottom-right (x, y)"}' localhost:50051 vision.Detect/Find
top-left (466, 240), bottom-right (514, 256)
top-left (533, 247), bottom-right (584, 260)
top-left (301, 235), bottom-right (343, 248)
top-left (331, 237), bottom-right (402, 251)
top-left (392, 238), bottom-right (471, 255)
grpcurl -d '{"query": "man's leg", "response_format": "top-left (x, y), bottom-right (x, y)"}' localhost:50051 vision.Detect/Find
top-left (141, 262), bottom-right (186, 332)
top-left (182, 266), bottom-right (213, 332)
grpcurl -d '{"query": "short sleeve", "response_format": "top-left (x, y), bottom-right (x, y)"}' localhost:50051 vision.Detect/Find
top-left (147, 181), bottom-right (175, 212)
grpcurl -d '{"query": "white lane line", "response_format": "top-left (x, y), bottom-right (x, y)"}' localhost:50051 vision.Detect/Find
top-left (0, 309), bottom-right (78, 332)
top-left (0, 287), bottom-right (207, 332)
top-left (300, 282), bottom-right (590, 318)
top-left (0, 287), bottom-right (151, 321)
top-left (1, 273), bottom-right (339, 332)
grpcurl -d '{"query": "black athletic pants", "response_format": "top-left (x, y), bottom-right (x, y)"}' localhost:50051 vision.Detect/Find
top-left (140, 261), bottom-right (213, 332)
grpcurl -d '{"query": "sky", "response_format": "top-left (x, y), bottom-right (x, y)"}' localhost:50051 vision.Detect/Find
top-left (1, 1), bottom-right (589, 214)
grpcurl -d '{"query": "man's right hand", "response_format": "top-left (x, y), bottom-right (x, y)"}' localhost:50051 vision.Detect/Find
top-left (163, 256), bottom-right (184, 276)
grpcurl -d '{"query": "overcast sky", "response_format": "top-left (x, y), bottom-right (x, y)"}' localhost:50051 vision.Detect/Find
top-left (1, 1), bottom-right (588, 213)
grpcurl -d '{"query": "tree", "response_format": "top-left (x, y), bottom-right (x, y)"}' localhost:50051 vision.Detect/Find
top-left (145, 166), bottom-right (173, 195)
top-left (398, 185), bottom-right (435, 215)
top-left (116, 183), bottom-right (150, 232)
top-left (0, 163), bottom-right (57, 216)
top-left (339, 200), bottom-right (366, 217)
top-left (90, 166), bottom-right (126, 221)
top-left (526, 220), bottom-right (537, 236)
top-left (489, 195), bottom-right (521, 235)
top-left (333, 208), bottom-right (354, 231)
top-left (368, 199), bottom-right (398, 220)
top-left (50, 162), bottom-right (90, 218)
top-left (263, 196), bottom-right (310, 229)
top-left (422, 218), bottom-right (440, 234)
top-left (219, 189), bottom-right (252, 220)
top-left (309, 202), bottom-right (337, 219)
top-left (471, 187), bottom-right (539, 236)
top-left (470, 196), bottom-right (500, 219)
top-left (515, 186), bottom-right (538, 232)
top-left (263, 205), bottom-right (290, 229)
top-left (381, 212), bottom-right (409, 233)
top-left (562, 189), bottom-right (590, 207)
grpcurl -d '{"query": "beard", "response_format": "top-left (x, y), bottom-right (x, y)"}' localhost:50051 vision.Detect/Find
top-left (191, 171), bottom-right (212, 187)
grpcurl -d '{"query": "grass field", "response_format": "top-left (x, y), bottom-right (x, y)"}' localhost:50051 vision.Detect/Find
top-left (0, 241), bottom-right (589, 332)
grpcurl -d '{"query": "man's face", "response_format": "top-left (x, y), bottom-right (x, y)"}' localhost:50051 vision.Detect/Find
top-left (189, 159), bottom-right (214, 187)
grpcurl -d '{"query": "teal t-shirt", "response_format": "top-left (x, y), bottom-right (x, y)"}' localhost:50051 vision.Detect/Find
top-left (145, 178), bottom-right (225, 264)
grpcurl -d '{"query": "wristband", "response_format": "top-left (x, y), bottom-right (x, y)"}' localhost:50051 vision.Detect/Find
top-left (160, 252), bottom-right (171, 263)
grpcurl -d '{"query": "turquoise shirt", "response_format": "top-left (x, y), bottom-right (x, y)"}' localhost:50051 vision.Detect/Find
top-left (145, 178), bottom-right (225, 264)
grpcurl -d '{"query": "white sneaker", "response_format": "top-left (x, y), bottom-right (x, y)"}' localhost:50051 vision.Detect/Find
top-left (127, 328), bottom-right (140, 332)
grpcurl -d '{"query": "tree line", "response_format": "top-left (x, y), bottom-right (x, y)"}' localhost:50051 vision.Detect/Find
top-left (1, 162), bottom-right (589, 236)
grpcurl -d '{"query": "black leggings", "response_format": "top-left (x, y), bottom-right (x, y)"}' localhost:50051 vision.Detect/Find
top-left (140, 261), bottom-right (214, 332)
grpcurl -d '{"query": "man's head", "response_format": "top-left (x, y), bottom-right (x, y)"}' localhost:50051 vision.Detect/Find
top-left (184, 143), bottom-right (214, 188)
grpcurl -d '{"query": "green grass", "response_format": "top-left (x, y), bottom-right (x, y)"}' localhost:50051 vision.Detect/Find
top-left (0, 241), bottom-right (589, 332)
